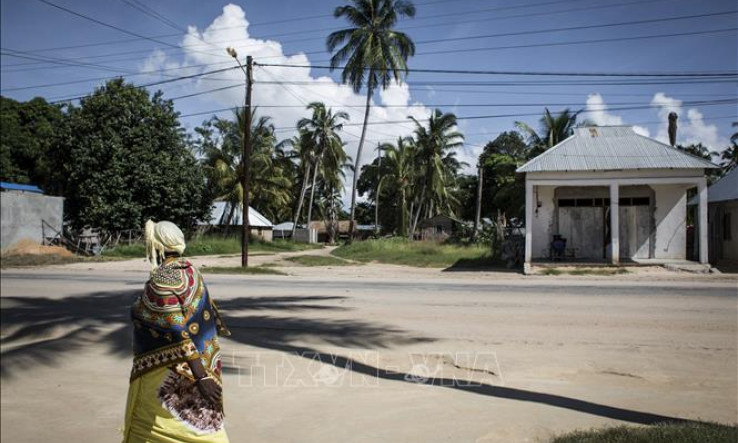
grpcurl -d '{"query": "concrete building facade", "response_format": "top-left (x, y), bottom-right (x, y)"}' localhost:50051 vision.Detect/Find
top-left (1, 186), bottom-right (64, 251)
top-left (516, 126), bottom-right (717, 272)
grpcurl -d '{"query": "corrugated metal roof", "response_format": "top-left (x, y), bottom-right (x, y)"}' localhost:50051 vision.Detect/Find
top-left (198, 201), bottom-right (273, 227)
top-left (707, 167), bottom-right (738, 203)
top-left (689, 167), bottom-right (738, 205)
top-left (0, 182), bottom-right (43, 193)
top-left (517, 126), bottom-right (718, 173)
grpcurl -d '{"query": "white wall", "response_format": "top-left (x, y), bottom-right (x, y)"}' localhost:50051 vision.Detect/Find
top-left (531, 186), bottom-right (555, 259)
top-left (652, 185), bottom-right (689, 259)
top-left (1, 192), bottom-right (64, 251)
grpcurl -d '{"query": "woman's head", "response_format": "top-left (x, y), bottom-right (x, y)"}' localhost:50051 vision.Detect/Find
top-left (144, 220), bottom-right (186, 268)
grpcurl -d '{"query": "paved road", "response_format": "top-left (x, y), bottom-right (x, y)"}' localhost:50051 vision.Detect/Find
top-left (1, 269), bottom-right (736, 443)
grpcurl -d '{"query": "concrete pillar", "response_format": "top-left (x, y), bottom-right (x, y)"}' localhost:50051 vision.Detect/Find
top-left (698, 179), bottom-right (709, 264)
top-left (524, 180), bottom-right (533, 274)
top-left (610, 183), bottom-right (620, 265)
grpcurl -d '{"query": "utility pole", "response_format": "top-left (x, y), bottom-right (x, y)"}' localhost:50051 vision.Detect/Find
top-left (374, 143), bottom-right (382, 237)
top-left (227, 47), bottom-right (253, 267)
top-left (472, 159), bottom-right (483, 242)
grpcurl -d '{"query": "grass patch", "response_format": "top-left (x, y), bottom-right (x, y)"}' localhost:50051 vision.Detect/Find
top-left (200, 265), bottom-right (286, 275)
top-left (540, 267), bottom-right (629, 276)
top-left (332, 238), bottom-right (494, 268)
top-left (284, 255), bottom-right (355, 267)
top-left (103, 237), bottom-right (320, 258)
top-left (0, 254), bottom-right (118, 268)
top-left (551, 422), bottom-right (737, 443)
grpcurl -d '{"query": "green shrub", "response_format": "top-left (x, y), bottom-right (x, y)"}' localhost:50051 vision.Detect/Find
top-left (551, 422), bottom-right (737, 443)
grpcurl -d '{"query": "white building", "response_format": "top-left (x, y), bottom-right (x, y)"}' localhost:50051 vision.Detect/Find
top-left (690, 167), bottom-right (738, 264)
top-left (516, 126), bottom-right (717, 273)
top-left (198, 201), bottom-right (274, 241)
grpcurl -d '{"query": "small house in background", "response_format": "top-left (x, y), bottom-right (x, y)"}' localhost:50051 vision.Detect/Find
top-left (689, 167), bottom-right (738, 265)
top-left (305, 220), bottom-right (376, 243)
top-left (0, 182), bottom-right (64, 251)
top-left (516, 126), bottom-right (717, 273)
top-left (198, 201), bottom-right (274, 241)
top-left (417, 214), bottom-right (465, 241)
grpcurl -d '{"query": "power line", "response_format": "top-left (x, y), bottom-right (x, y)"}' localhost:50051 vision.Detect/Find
top-left (32, 0), bottom-right (226, 60)
top-left (257, 63), bottom-right (738, 78)
top-left (13, 0), bottom-right (720, 74)
top-left (46, 65), bottom-right (240, 104)
top-left (5, 0), bottom-right (677, 67)
top-left (415, 27), bottom-right (738, 57)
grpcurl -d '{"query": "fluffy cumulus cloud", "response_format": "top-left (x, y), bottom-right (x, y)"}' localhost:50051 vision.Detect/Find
top-left (141, 4), bottom-right (436, 204)
top-left (584, 92), bottom-right (728, 148)
top-left (585, 93), bottom-right (650, 137)
top-left (650, 92), bottom-right (728, 149)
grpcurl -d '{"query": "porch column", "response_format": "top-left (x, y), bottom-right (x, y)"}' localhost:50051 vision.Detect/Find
top-left (524, 180), bottom-right (533, 273)
top-left (610, 183), bottom-right (620, 265)
top-left (698, 179), bottom-right (708, 264)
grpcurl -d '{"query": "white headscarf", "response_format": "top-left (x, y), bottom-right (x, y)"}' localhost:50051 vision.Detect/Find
top-left (144, 220), bottom-right (186, 269)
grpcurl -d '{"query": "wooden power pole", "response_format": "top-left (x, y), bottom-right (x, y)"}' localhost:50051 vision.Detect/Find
top-left (241, 56), bottom-right (253, 267)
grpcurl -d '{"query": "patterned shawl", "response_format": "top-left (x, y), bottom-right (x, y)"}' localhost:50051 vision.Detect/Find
top-left (130, 257), bottom-right (230, 382)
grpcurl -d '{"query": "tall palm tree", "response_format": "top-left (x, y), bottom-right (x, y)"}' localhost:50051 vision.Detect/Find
top-left (327, 0), bottom-right (416, 242)
top-left (515, 108), bottom-right (581, 157)
top-left (722, 121), bottom-right (738, 171)
top-left (409, 109), bottom-right (464, 236)
top-left (284, 132), bottom-right (313, 238)
top-left (297, 102), bottom-right (350, 229)
top-left (199, 109), bottom-right (292, 227)
top-left (380, 136), bottom-right (416, 237)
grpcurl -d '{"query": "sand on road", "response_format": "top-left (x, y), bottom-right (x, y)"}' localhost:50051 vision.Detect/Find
top-left (1, 259), bottom-right (736, 443)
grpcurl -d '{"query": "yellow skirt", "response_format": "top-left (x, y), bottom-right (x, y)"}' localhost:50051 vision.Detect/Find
top-left (122, 367), bottom-right (230, 443)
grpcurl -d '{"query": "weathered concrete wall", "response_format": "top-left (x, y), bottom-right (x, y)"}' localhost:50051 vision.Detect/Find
top-left (652, 185), bottom-right (689, 259)
top-left (1, 192), bottom-right (64, 251)
top-left (712, 200), bottom-right (738, 261)
top-left (531, 186), bottom-right (555, 258)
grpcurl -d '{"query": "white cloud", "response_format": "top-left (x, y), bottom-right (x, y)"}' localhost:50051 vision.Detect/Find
top-left (650, 92), bottom-right (728, 149)
top-left (585, 93), bottom-right (651, 137)
top-left (140, 48), bottom-right (180, 74)
top-left (585, 93), bottom-right (624, 126)
top-left (582, 93), bottom-right (726, 148)
top-left (144, 4), bottom-right (437, 207)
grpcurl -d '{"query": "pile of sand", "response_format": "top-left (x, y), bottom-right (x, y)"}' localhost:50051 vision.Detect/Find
top-left (4, 239), bottom-right (73, 257)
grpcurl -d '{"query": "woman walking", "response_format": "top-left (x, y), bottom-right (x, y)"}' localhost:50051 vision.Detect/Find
top-left (122, 220), bottom-right (231, 443)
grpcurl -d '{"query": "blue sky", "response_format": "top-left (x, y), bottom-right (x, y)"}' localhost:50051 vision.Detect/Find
top-left (2, 0), bottom-right (736, 190)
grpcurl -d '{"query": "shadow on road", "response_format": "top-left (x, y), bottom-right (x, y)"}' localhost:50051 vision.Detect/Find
top-left (1, 285), bottom-right (701, 426)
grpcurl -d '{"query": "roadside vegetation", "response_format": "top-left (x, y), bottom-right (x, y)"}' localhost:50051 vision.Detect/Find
top-left (103, 237), bottom-right (320, 258)
top-left (332, 238), bottom-right (496, 268)
top-left (285, 255), bottom-right (355, 267)
top-left (550, 422), bottom-right (737, 443)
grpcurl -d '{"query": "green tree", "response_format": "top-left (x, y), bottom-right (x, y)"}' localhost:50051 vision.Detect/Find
top-left (0, 96), bottom-right (64, 191)
top-left (196, 108), bottom-right (293, 224)
top-left (720, 121), bottom-right (738, 171)
top-left (327, 0), bottom-right (416, 241)
top-left (297, 102), bottom-right (350, 228)
top-left (515, 108), bottom-right (582, 157)
top-left (479, 131), bottom-right (529, 221)
top-left (409, 109), bottom-right (465, 236)
top-left (59, 79), bottom-right (209, 232)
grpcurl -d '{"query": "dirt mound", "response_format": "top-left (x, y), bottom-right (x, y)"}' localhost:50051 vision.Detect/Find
top-left (4, 239), bottom-right (74, 257)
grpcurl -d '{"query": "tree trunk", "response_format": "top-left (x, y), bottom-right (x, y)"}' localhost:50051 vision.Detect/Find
top-left (374, 145), bottom-right (382, 236)
top-left (410, 187), bottom-right (426, 239)
top-left (348, 72), bottom-right (374, 244)
top-left (306, 158), bottom-right (321, 233)
top-left (224, 201), bottom-right (236, 236)
top-left (291, 163), bottom-right (311, 239)
top-left (398, 188), bottom-right (407, 237)
top-left (472, 163), bottom-right (483, 241)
